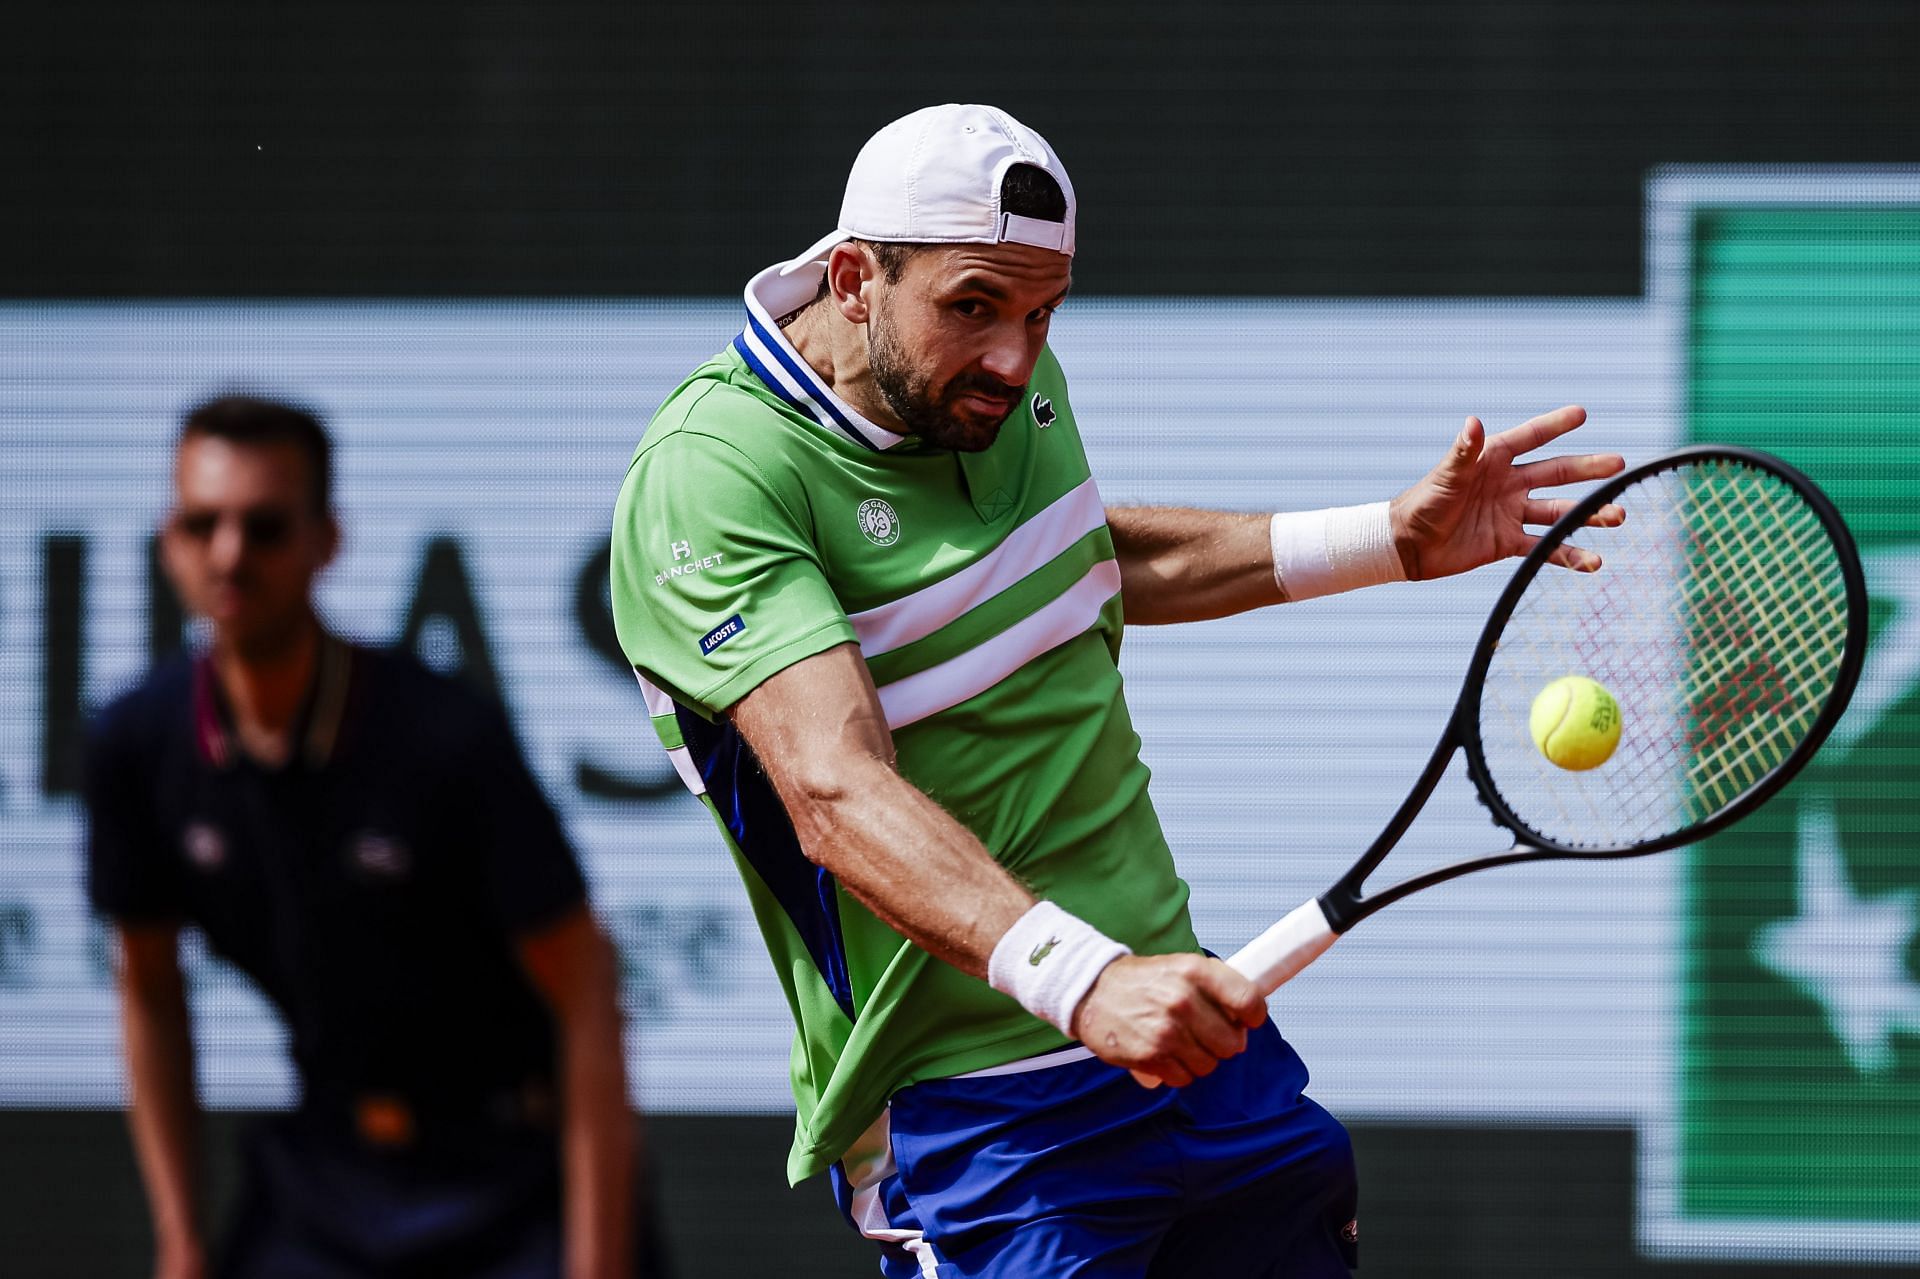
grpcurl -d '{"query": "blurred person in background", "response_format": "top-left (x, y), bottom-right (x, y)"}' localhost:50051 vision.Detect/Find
top-left (83, 395), bottom-right (659, 1278)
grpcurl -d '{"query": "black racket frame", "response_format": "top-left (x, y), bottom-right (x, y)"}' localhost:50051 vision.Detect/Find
top-left (1319, 444), bottom-right (1870, 934)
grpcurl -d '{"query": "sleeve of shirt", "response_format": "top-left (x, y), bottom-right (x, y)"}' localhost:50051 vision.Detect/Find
top-left (82, 708), bottom-right (184, 924)
top-left (455, 696), bottom-right (589, 935)
top-left (609, 422), bottom-right (856, 717)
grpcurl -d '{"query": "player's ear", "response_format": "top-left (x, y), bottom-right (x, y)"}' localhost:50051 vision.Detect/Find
top-left (826, 242), bottom-right (876, 325)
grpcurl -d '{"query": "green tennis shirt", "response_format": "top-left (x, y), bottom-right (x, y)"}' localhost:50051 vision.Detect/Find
top-left (609, 265), bottom-right (1199, 1183)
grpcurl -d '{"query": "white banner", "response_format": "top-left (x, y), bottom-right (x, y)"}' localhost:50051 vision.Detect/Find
top-left (0, 297), bottom-right (1673, 1117)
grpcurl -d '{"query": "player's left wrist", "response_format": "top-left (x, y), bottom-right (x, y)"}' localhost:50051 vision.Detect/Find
top-left (1386, 492), bottom-right (1420, 579)
top-left (1270, 501), bottom-right (1408, 600)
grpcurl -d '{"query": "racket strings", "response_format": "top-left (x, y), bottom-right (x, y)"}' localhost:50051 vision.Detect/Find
top-left (1492, 470), bottom-right (1700, 841)
top-left (1681, 480), bottom-right (1843, 806)
top-left (1679, 471), bottom-right (1848, 808)
top-left (1479, 459), bottom-right (1851, 849)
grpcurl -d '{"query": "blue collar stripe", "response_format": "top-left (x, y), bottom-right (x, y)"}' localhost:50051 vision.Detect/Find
top-left (730, 333), bottom-right (797, 416)
top-left (740, 313), bottom-right (879, 451)
top-left (731, 331), bottom-right (877, 452)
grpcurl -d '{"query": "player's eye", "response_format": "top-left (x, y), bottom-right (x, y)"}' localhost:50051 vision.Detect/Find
top-left (952, 299), bottom-right (988, 318)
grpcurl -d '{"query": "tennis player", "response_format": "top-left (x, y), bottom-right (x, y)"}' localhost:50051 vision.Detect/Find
top-left (609, 104), bottom-right (1622, 1277)
top-left (86, 396), bottom-right (657, 1278)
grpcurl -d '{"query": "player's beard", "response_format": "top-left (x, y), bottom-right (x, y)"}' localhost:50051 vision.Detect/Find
top-left (867, 306), bottom-right (1022, 453)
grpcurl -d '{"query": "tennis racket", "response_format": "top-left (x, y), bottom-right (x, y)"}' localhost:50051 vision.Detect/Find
top-left (1213, 444), bottom-right (1867, 1022)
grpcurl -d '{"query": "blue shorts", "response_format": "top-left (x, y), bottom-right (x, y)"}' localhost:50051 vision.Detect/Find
top-left (829, 1020), bottom-right (1358, 1278)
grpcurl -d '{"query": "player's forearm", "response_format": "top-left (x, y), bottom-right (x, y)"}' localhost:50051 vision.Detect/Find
top-left (119, 980), bottom-right (204, 1256)
top-left (1106, 506), bottom-right (1282, 624)
top-left (781, 753), bottom-right (1036, 979)
top-left (557, 999), bottom-right (635, 1279)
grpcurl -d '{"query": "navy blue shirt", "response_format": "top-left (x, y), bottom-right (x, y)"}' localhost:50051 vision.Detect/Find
top-left (84, 637), bottom-right (587, 1129)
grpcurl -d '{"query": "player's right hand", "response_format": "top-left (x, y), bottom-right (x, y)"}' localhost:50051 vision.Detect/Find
top-left (1070, 952), bottom-right (1268, 1087)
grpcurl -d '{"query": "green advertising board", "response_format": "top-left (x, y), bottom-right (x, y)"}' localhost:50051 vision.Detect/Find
top-left (1643, 170), bottom-right (1920, 1263)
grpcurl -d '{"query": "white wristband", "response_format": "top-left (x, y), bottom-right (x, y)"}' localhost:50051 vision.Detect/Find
top-left (1269, 501), bottom-right (1407, 601)
top-left (987, 901), bottom-right (1131, 1038)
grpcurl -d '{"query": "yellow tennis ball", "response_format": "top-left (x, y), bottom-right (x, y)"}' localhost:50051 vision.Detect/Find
top-left (1529, 676), bottom-right (1623, 771)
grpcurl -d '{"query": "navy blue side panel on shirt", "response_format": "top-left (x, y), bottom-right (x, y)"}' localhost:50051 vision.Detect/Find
top-left (672, 704), bottom-right (857, 1019)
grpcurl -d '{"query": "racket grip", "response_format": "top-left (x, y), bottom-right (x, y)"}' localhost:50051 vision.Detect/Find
top-left (1226, 898), bottom-right (1337, 997)
top-left (1127, 899), bottom-right (1337, 1089)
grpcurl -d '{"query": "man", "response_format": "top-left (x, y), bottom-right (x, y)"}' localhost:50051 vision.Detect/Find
top-left (86, 395), bottom-right (652, 1278)
top-left (609, 104), bottom-right (1623, 1276)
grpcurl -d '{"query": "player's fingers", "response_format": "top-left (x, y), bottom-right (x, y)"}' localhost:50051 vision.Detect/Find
top-left (1587, 501), bottom-right (1626, 528)
top-left (1133, 1059), bottom-right (1192, 1089)
top-left (1517, 451), bottom-right (1625, 490)
top-left (1192, 958), bottom-right (1270, 1031)
top-left (1431, 416), bottom-right (1485, 479)
top-left (1458, 415), bottom-right (1486, 460)
top-left (1522, 498), bottom-right (1577, 527)
top-left (1161, 1021), bottom-right (1227, 1081)
top-left (1487, 404), bottom-right (1587, 458)
top-left (1521, 498), bottom-right (1626, 528)
top-left (1181, 995), bottom-right (1251, 1062)
top-left (1147, 963), bottom-right (1248, 1065)
top-left (1135, 1025), bottom-right (1207, 1087)
top-left (1528, 535), bottom-right (1602, 572)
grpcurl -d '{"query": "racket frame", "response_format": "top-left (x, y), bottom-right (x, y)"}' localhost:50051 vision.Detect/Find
top-left (1316, 443), bottom-right (1870, 934)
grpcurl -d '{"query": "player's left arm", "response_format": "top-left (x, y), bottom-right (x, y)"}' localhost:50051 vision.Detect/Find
top-left (1108, 404), bottom-right (1625, 624)
top-left (1105, 507), bottom-right (1281, 624)
top-left (518, 905), bottom-right (636, 1279)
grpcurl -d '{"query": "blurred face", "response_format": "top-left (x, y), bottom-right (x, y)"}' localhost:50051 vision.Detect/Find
top-left (162, 434), bottom-right (337, 659)
top-left (863, 242), bottom-right (1072, 452)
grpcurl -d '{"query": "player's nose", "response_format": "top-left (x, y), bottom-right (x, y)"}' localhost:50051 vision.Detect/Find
top-left (978, 323), bottom-right (1039, 386)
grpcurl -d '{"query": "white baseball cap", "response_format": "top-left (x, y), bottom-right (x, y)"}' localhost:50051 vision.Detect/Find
top-left (777, 103), bottom-right (1077, 280)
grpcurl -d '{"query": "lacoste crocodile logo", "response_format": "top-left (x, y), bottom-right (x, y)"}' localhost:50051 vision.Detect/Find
top-left (1028, 936), bottom-right (1061, 966)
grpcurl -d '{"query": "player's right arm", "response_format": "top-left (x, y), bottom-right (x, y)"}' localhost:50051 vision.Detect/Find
top-left (116, 924), bottom-right (207, 1279)
top-left (728, 641), bottom-right (1268, 1086)
top-left (613, 420), bottom-right (1264, 1084)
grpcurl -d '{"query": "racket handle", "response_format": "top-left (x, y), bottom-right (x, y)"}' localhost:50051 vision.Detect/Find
top-left (1227, 897), bottom-right (1338, 997)
top-left (1127, 898), bottom-right (1337, 1089)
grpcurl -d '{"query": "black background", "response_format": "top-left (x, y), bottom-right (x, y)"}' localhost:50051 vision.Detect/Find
top-left (0, 1114), bottom-right (1900, 1277)
top-left (9, 1), bottom-right (1919, 298)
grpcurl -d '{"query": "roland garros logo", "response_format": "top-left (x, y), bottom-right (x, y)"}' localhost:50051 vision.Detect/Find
top-left (857, 498), bottom-right (900, 546)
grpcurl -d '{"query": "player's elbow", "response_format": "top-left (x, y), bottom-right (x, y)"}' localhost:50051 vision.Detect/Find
top-left (776, 756), bottom-right (887, 863)
top-left (782, 767), bottom-right (855, 848)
